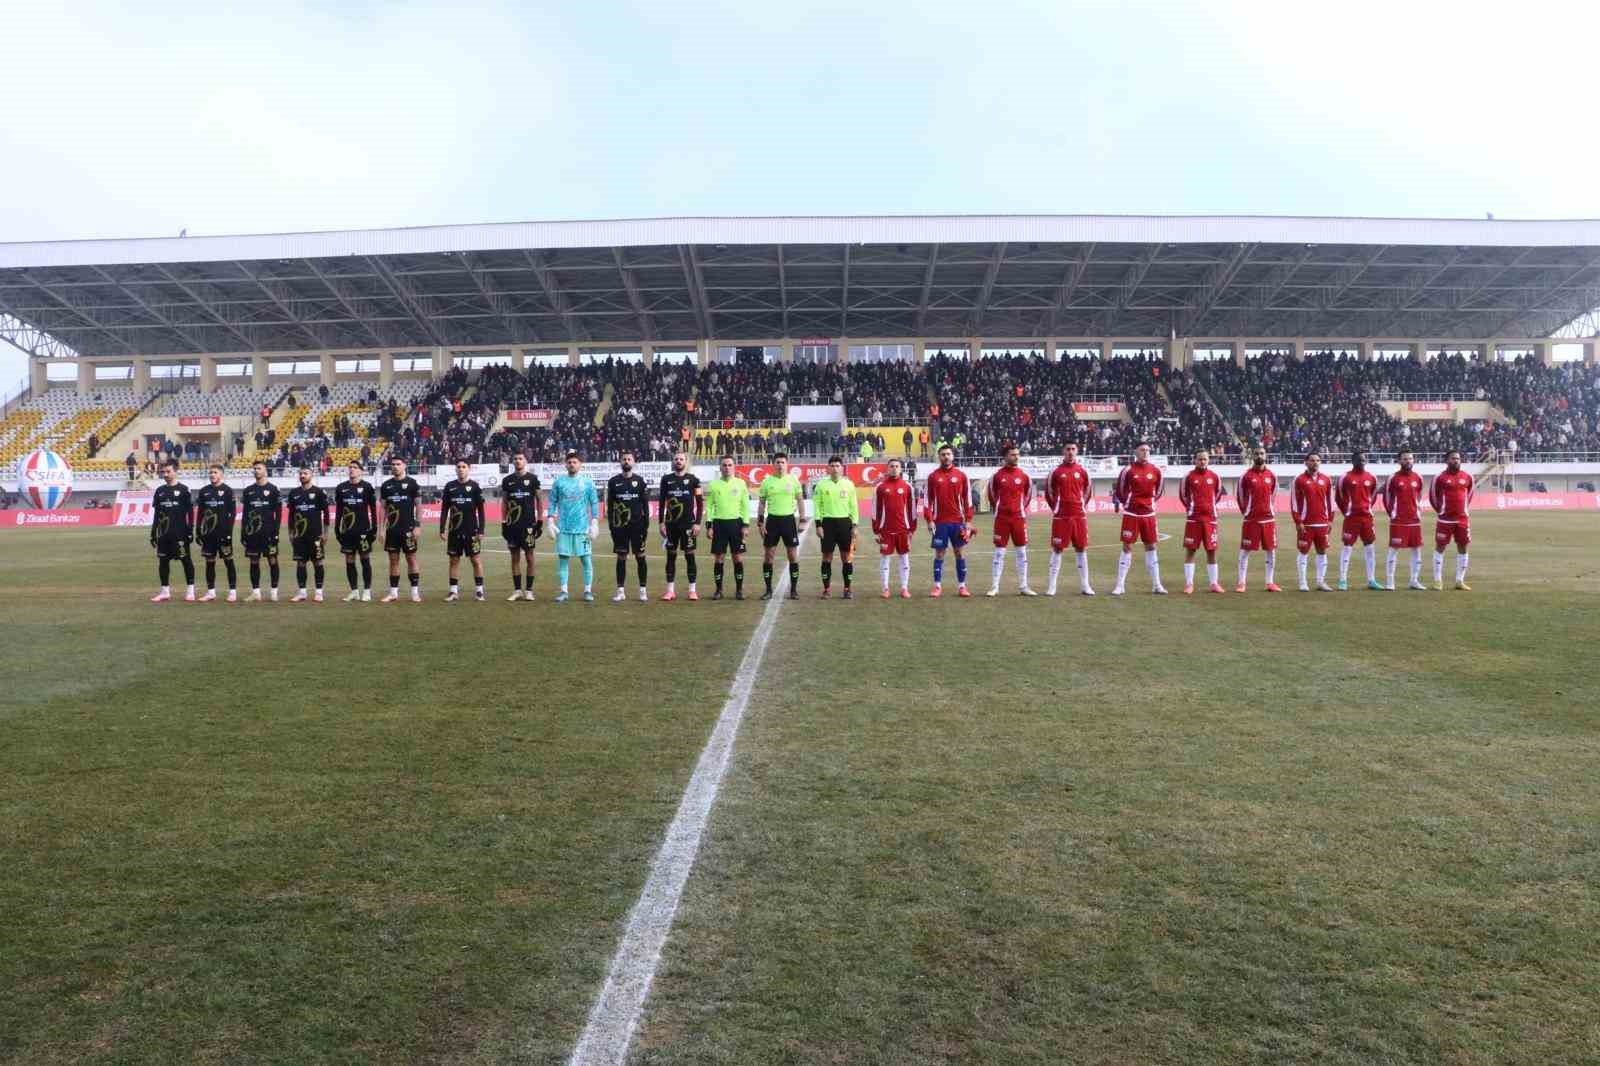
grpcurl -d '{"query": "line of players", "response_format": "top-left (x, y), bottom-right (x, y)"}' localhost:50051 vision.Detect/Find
top-left (144, 438), bottom-right (1476, 603)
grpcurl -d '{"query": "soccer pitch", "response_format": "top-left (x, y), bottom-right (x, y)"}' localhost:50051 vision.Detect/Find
top-left (2, 512), bottom-right (1598, 1064)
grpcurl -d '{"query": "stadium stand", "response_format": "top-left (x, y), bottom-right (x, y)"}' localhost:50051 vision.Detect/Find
top-left (2, 387), bottom-right (151, 472)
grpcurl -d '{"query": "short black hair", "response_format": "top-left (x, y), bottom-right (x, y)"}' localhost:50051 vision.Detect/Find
top-left (1399, 448), bottom-right (1414, 457)
top-left (1135, 440), bottom-right (1151, 449)
top-left (1352, 449), bottom-right (1367, 462)
top-left (720, 453), bottom-right (734, 463)
top-left (619, 449), bottom-right (635, 460)
top-left (565, 450), bottom-right (580, 460)
top-left (512, 449), bottom-right (526, 458)
top-left (773, 451), bottom-right (788, 461)
top-left (1002, 442), bottom-right (1019, 453)
top-left (299, 464), bottom-right (313, 473)
top-left (828, 454), bottom-right (844, 465)
top-left (937, 444), bottom-right (953, 453)
top-left (1305, 450), bottom-right (1320, 460)
top-left (251, 459), bottom-right (266, 467)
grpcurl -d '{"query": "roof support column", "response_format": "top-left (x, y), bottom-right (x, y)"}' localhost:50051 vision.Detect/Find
top-left (1166, 336), bottom-right (1185, 370)
top-left (640, 345), bottom-right (653, 368)
top-left (30, 359), bottom-right (48, 396)
top-left (1101, 339), bottom-right (1112, 363)
top-left (1291, 339), bottom-right (1304, 362)
top-left (1234, 339), bottom-right (1247, 367)
top-left (777, 340), bottom-right (793, 363)
top-left (1584, 340), bottom-right (1598, 367)
top-left (320, 354), bottom-right (336, 388)
top-left (78, 359), bottom-right (94, 396)
top-left (200, 356), bottom-right (217, 393)
top-left (379, 353), bottom-right (394, 390)
top-left (1358, 340), bottom-right (1373, 362)
top-left (1413, 341), bottom-right (1428, 364)
top-left (431, 347), bottom-right (448, 380)
top-left (1533, 341), bottom-right (1552, 367)
top-left (1480, 341), bottom-right (1495, 364)
top-left (913, 339), bottom-right (926, 364)
top-left (135, 358), bottom-right (152, 395)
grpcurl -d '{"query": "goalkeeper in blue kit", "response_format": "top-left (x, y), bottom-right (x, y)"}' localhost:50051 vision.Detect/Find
top-left (549, 450), bottom-right (600, 602)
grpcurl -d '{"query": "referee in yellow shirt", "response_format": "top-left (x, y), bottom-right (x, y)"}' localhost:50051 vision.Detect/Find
top-left (756, 453), bottom-right (805, 600)
top-left (810, 455), bottom-right (859, 599)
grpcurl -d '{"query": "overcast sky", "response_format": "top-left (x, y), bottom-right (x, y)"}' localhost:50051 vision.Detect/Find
top-left (2, 0), bottom-right (1595, 386)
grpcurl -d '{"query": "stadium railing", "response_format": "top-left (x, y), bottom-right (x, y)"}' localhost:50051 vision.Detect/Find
top-left (693, 418), bottom-right (788, 429)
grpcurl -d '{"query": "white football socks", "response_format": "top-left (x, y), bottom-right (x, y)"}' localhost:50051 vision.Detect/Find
top-left (1114, 552), bottom-right (1132, 592)
top-left (1296, 554), bottom-right (1309, 587)
top-left (1456, 553), bottom-right (1469, 583)
top-left (1410, 551), bottom-right (1423, 586)
top-left (1315, 555), bottom-right (1328, 584)
top-left (1207, 562), bottom-right (1218, 586)
top-left (1386, 548), bottom-right (1398, 586)
top-left (1183, 561), bottom-right (1195, 585)
top-left (1433, 551), bottom-right (1445, 583)
top-left (879, 555), bottom-right (891, 591)
top-left (1076, 551), bottom-right (1091, 592)
top-left (1365, 544), bottom-right (1377, 582)
top-left (991, 547), bottom-right (1006, 589)
top-left (1238, 549), bottom-right (1250, 587)
top-left (897, 553), bottom-right (911, 591)
top-left (1015, 546), bottom-right (1029, 589)
top-left (1048, 551), bottom-right (1063, 593)
top-left (1339, 544), bottom-right (1352, 582)
top-left (1263, 553), bottom-right (1276, 585)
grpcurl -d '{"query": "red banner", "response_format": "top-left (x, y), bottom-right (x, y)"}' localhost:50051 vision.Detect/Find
top-left (1406, 401), bottom-right (1454, 412)
top-left (737, 463), bottom-right (892, 487)
top-left (1072, 402), bottom-right (1123, 414)
top-left (178, 416), bottom-right (222, 428)
top-left (502, 408), bottom-right (554, 427)
top-left (5, 508), bottom-right (118, 527)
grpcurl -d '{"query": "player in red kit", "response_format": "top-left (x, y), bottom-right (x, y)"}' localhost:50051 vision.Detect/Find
top-left (1235, 445), bottom-right (1282, 592)
top-left (872, 458), bottom-right (917, 598)
top-left (1044, 441), bottom-right (1095, 596)
top-left (1178, 449), bottom-right (1226, 594)
top-left (1336, 450), bottom-right (1382, 591)
top-left (1429, 448), bottom-right (1475, 590)
top-left (986, 444), bottom-right (1037, 596)
top-left (1112, 441), bottom-right (1166, 595)
top-left (1291, 451), bottom-right (1336, 592)
top-left (1383, 448), bottom-right (1427, 590)
top-left (923, 445), bottom-right (974, 597)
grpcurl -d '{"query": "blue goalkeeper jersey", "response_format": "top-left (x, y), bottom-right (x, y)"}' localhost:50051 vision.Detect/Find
top-left (549, 473), bottom-right (598, 534)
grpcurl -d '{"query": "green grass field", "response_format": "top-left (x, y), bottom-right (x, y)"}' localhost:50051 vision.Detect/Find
top-left (2, 512), bottom-right (1598, 1065)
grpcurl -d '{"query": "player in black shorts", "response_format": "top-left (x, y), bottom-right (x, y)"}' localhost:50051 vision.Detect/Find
top-left (440, 459), bottom-right (486, 602)
top-left (606, 450), bottom-right (651, 603)
top-left (379, 457), bottom-right (423, 602)
top-left (194, 463), bottom-right (237, 602)
top-left (240, 460), bottom-right (282, 601)
top-left (284, 466), bottom-right (329, 602)
top-left (334, 461), bottom-right (378, 602)
top-left (500, 451), bottom-right (543, 601)
top-left (149, 461), bottom-right (195, 602)
top-left (658, 450), bottom-right (702, 601)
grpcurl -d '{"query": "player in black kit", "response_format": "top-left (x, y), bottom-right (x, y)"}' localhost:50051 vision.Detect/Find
top-left (334, 461), bottom-right (378, 601)
top-left (500, 450), bottom-right (543, 601)
top-left (284, 466), bottom-right (329, 602)
top-left (378, 457), bottom-right (423, 602)
top-left (606, 450), bottom-right (651, 603)
top-left (440, 459), bottom-right (486, 602)
top-left (149, 461), bottom-right (195, 602)
top-left (194, 463), bottom-right (237, 602)
top-left (657, 449), bottom-right (702, 601)
top-left (240, 460), bottom-right (282, 601)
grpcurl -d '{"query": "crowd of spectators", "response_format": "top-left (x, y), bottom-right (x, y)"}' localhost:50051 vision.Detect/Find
top-left (1197, 351), bottom-right (1600, 458)
top-left (248, 350), bottom-right (1600, 470)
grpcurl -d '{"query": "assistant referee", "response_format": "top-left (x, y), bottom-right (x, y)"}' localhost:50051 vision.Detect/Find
top-left (703, 455), bottom-right (751, 600)
top-left (757, 452), bottom-right (805, 600)
top-left (811, 455), bottom-right (858, 599)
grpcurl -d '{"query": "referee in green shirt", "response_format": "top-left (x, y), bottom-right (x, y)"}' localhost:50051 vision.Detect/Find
top-left (756, 453), bottom-right (805, 600)
top-left (703, 455), bottom-right (751, 600)
top-left (811, 455), bottom-right (859, 599)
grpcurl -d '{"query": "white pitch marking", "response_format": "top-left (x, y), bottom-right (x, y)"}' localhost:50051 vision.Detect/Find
top-left (561, 524), bottom-right (809, 1066)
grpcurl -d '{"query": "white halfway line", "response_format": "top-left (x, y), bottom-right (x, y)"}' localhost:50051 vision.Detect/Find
top-left (563, 524), bottom-right (809, 1066)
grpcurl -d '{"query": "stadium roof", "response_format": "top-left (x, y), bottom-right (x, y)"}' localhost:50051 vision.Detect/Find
top-left (3, 214), bottom-right (1599, 359)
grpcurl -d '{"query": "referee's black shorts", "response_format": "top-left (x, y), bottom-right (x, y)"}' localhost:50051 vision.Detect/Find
top-left (819, 518), bottom-right (855, 553)
top-left (710, 519), bottom-right (746, 554)
top-left (762, 514), bottom-right (799, 548)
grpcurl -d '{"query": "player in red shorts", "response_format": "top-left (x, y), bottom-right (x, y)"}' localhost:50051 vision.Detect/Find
top-left (1335, 450), bottom-right (1381, 591)
top-left (1111, 441), bottom-right (1167, 596)
top-left (986, 444), bottom-right (1037, 596)
top-left (871, 458), bottom-right (917, 599)
top-left (1429, 448), bottom-right (1475, 590)
top-left (1234, 445), bottom-right (1282, 592)
top-left (1044, 441), bottom-right (1095, 596)
top-left (1291, 451), bottom-right (1336, 592)
top-left (1382, 448), bottom-right (1427, 590)
top-left (1178, 449), bottom-right (1226, 594)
